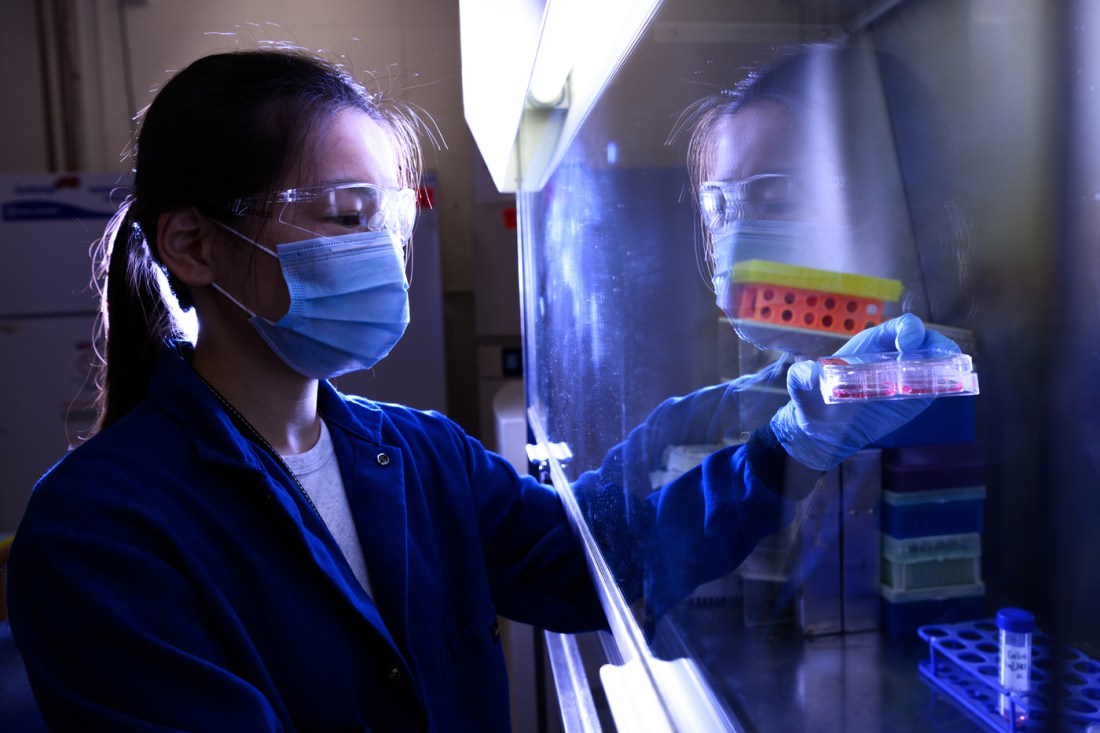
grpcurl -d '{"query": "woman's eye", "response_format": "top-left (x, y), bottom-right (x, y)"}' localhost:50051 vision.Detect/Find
top-left (333, 212), bottom-right (366, 228)
top-left (758, 199), bottom-right (801, 217)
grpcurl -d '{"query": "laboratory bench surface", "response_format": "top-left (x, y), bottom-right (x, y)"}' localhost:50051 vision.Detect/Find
top-left (654, 602), bottom-right (993, 733)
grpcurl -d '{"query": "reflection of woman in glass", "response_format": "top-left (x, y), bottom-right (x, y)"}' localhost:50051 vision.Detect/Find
top-left (575, 45), bottom-right (966, 627)
top-left (681, 44), bottom-right (972, 344)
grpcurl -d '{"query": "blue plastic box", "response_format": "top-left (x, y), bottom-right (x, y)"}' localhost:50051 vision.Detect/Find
top-left (882, 441), bottom-right (985, 493)
top-left (873, 395), bottom-right (976, 448)
top-left (881, 487), bottom-right (985, 539)
top-left (880, 583), bottom-right (985, 636)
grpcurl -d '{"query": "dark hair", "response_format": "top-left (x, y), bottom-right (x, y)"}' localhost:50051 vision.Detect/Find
top-left (92, 48), bottom-right (427, 432)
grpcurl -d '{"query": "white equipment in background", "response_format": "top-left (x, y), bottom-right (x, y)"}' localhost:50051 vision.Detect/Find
top-left (0, 172), bottom-right (119, 533)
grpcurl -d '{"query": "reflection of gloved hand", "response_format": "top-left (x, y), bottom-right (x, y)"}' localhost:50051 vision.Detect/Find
top-left (770, 314), bottom-right (960, 471)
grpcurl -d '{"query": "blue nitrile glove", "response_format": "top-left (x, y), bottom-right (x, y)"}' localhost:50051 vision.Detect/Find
top-left (769, 314), bottom-right (960, 471)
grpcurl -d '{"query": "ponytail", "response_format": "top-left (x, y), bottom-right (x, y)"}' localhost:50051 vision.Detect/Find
top-left (90, 201), bottom-right (183, 434)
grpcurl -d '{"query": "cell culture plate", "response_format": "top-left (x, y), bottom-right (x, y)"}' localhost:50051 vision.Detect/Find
top-left (819, 348), bottom-right (979, 404)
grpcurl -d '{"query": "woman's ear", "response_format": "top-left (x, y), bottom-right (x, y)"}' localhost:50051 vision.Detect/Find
top-left (156, 208), bottom-right (215, 286)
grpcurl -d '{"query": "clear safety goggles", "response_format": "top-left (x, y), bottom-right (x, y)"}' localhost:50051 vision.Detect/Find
top-left (228, 182), bottom-right (418, 242)
top-left (699, 173), bottom-right (850, 236)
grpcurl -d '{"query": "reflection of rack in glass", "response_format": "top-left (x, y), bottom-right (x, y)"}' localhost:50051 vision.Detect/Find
top-left (918, 618), bottom-right (1100, 731)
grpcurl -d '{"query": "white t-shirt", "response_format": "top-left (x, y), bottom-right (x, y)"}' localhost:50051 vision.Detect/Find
top-left (281, 420), bottom-right (372, 596)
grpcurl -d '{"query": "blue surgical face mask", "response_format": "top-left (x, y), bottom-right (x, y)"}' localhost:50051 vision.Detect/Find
top-left (712, 219), bottom-right (834, 279)
top-left (212, 225), bottom-right (410, 379)
top-left (711, 219), bottom-right (828, 311)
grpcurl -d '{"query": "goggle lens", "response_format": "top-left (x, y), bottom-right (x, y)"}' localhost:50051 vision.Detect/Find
top-left (699, 174), bottom-right (810, 234)
top-left (231, 183), bottom-right (418, 241)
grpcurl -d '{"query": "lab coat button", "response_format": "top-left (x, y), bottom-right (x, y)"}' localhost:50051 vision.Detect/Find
top-left (376, 452), bottom-right (391, 466)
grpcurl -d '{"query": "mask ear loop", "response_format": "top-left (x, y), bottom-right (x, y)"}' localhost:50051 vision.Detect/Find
top-left (211, 220), bottom-right (278, 259)
top-left (207, 220), bottom-right (278, 320)
top-left (209, 281), bottom-right (261, 319)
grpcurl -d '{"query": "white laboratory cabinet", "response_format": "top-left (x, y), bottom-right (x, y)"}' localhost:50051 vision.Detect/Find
top-left (0, 173), bottom-right (118, 533)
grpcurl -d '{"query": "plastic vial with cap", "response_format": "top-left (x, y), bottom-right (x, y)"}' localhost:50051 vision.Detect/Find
top-left (997, 607), bottom-right (1035, 722)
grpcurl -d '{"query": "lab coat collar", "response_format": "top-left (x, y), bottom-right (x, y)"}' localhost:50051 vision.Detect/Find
top-left (148, 341), bottom-right (264, 471)
top-left (148, 340), bottom-right (384, 467)
top-left (317, 379), bottom-right (384, 442)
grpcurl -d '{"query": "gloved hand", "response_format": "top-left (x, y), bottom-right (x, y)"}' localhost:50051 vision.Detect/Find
top-left (769, 313), bottom-right (960, 471)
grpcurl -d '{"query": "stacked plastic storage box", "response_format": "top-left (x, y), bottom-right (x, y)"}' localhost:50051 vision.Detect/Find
top-left (878, 420), bottom-right (986, 636)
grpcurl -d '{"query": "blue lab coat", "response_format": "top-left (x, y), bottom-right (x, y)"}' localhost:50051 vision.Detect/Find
top-left (8, 344), bottom-right (790, 732)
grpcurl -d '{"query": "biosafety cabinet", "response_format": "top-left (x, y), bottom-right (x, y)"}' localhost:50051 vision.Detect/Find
top-left (461, 0), bottom-right (1100, 731)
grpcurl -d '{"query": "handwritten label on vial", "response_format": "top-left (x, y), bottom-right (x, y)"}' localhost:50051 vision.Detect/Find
top-left (1004, 647), bottom-right (1030, 690)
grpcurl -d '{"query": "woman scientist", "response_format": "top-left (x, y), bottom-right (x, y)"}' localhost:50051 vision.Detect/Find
top-left (7, 47), bottom-right (951, 731)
